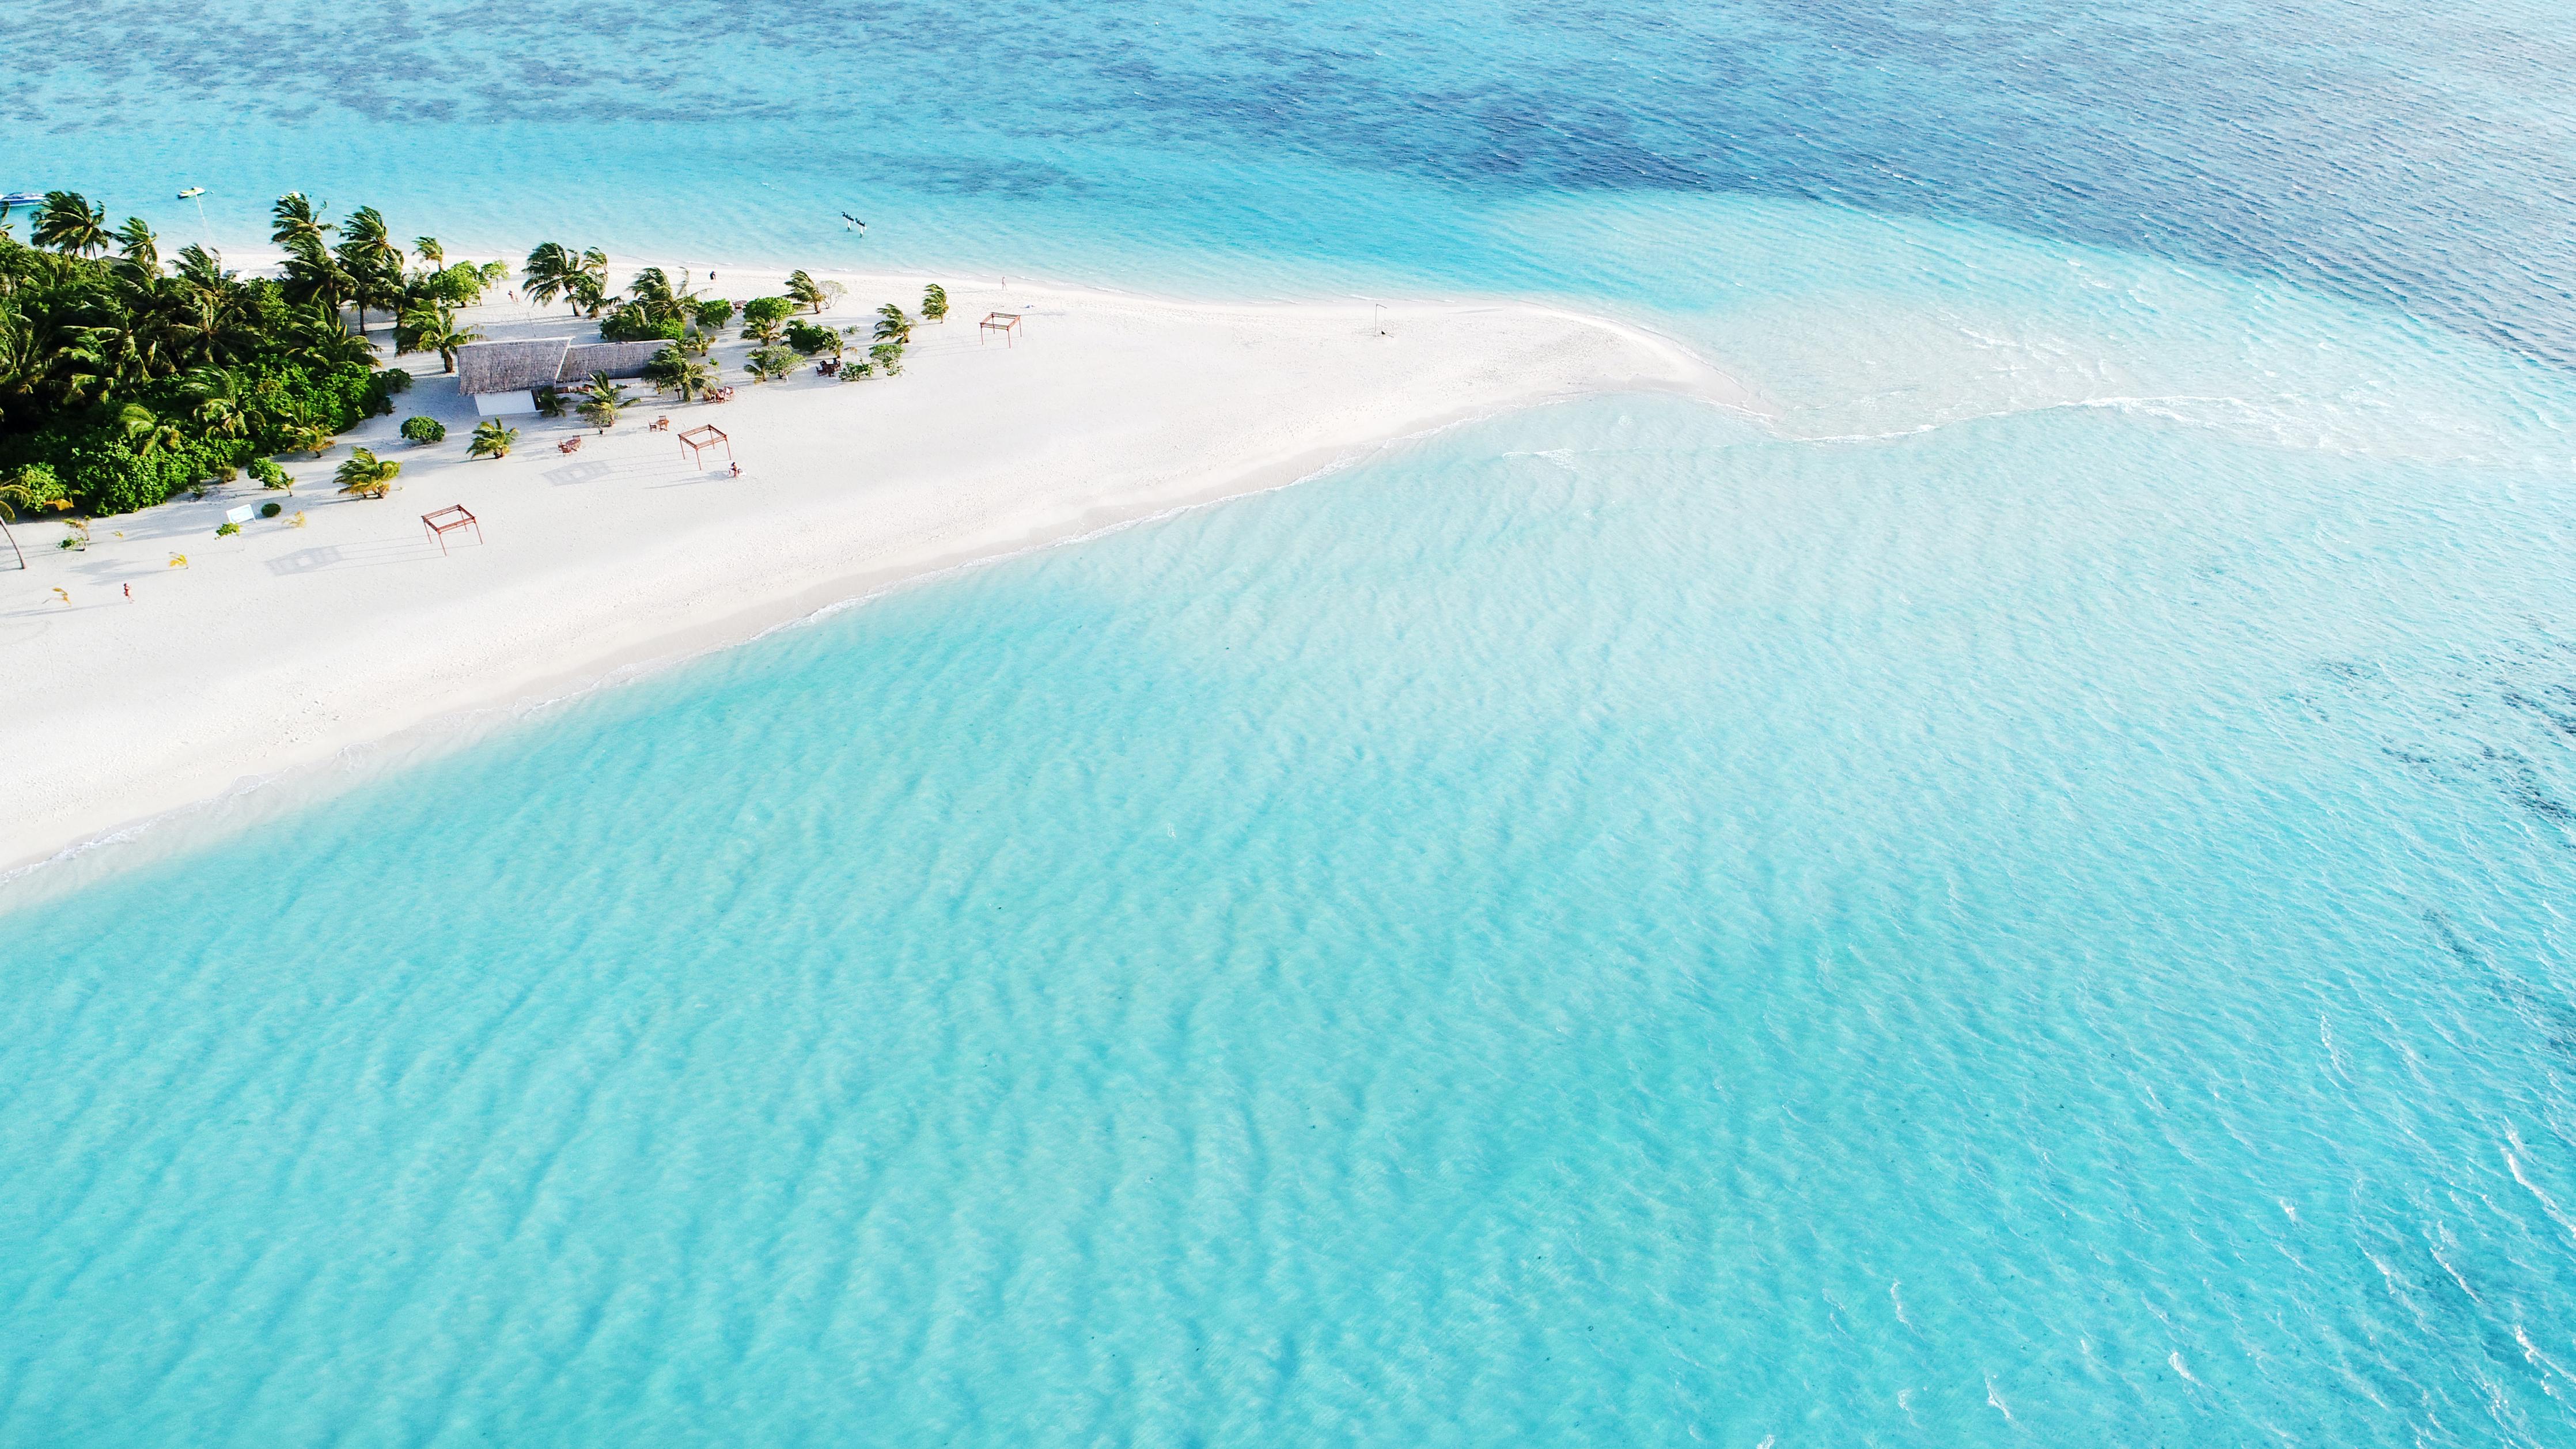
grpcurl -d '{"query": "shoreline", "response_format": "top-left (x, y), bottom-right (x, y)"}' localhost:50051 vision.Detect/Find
top-left (1, 264), bottom-right (1757, 890)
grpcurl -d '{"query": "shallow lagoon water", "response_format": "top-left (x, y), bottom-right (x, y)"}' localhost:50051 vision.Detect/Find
top-left (7, 0), bottom-right (2576, 1443)
top-left (9, 398), bottom-right (2576, 1444)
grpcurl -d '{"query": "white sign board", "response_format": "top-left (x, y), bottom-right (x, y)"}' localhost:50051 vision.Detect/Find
top-left (225, 504), bottom-right (257, 525)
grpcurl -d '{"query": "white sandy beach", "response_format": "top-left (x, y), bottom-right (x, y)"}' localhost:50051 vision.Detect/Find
top-left (0, 267), bottom-right (1752, 877)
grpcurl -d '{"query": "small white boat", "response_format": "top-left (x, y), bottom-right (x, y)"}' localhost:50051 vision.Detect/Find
top-left (177, 186), bottom-right (204, 199)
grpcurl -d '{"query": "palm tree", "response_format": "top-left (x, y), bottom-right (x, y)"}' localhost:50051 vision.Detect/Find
top-left (270, 192), bottom-right (332, 250)
top-left (397, 303), bottom-right (481, 373)
top-left (745, 345), bottom-right (798, 383)
top-left (173, 243), bottom-right (234, 296)
top-left (873, 303), bottom-right (913, 345)
top-left (468, 419), bottom-right (519, 460)
top-left (334, 447), bottom-right (400, 498)
top-left (33, 192), bottom-right (111, 256)
top-left (922, 283), bottom-right (949, 321)
top-left (334, 207), bottom-right (404, 333)
top-left (112, 217), bottom-right (160, 277)
top-left (413, 236), bottom-right (444, 267)
top-left (0, 470), bottom-right (67, 570)
top-left (625, 267), bottom-right (698, 325)
top-left (523, 242), bottom-right (582, 314)
top-left (182, 366), bottom-right (251, 438)
top-left (117, 402), bottom-right (185, 457)
top-left (282, 305), bottom-right (376, 370)
top-left (642, 346), bottom-right (715, 400)
top-left (787, 270), bottom-right (847, 313)
top-left (280, 235), bottom-right (355, 320)
top-left (282, 420), bottom-right (334, 458)
top-left (575, 370), bottom-right (634, 430)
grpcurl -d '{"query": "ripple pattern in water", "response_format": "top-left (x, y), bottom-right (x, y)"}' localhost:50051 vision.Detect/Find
top-left (5, 398), bottom-right (2575, 1444)
top-left (7, 0), bottom-right (2575, 364)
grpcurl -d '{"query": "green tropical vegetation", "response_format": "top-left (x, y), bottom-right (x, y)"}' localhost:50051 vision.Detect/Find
top-left (642, 347), bottom-right (718, 401)
top-left (333, 447), bottom-right (399, 498)
top-left (921, 283), bottom-right (948, 321)
top-left (468, 420), bottom-right (518, 460)
top-left (783, 320), bottom-right (843, 359)
top-left (744, 346), bottom-right (798, 383)
top-left (1, 190), bottom-right (425, 514)
top-left (740, 296), bottom-right (793, 343)
top-left (6, 207), bottom-right (931, 521)
top-left (1, 466), bottom-right (70, 568)
top-left (575, 371), bottom-right (635, 430)
top-left (522, 243), bottom-right (611, 317)
top-left (786, 270), bottom-right (844, 314)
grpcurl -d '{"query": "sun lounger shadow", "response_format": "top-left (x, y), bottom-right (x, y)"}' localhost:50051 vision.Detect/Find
top-left (267, 539), bottom-right (433, 574)
top-left (545, 459), bottom-right (616, 486)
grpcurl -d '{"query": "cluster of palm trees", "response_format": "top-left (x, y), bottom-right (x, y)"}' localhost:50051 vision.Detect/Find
top-left (6, 190), bottom-right (958, 519)
top-left (266, 195), bottom-right (505, 375)
top-left (2, 190), bottom-right (416, 514)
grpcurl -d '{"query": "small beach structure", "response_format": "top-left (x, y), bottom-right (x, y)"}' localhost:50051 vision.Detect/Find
top-left (677, 425), bottom-right (731, 468)
top-left (979, 311), bottom-right (1024, 346)
top-left (421, 505), bottom-right (482, 555)
top-left (453, 338), bottom-right (669, 417)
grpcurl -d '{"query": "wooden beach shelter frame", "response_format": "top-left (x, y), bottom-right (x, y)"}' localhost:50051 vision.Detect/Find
top-left (979, 311), bottom-right (1024, 346)
top-left (421, 505), bottom-right (482, 555)
top-left (679, 425), bottom-right (732, 467)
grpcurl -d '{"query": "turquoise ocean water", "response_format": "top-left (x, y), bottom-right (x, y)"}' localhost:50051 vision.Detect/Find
top-left (8, 1), bottom-right (2576, 1443)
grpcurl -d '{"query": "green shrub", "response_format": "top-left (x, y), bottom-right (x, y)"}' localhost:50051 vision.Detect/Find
top-left (359, 368), bottom-right (405, 419)
top-left (784, 320), bottom-right (840, 356)
top-left (249, 457), bottom-right (291, 489)
top-left (260, 501), bottom-right (283, 519)
top-left (215, 520), bottom-right (241, 538)
top-left (599, 304), bottom-right (687, 343)
top-left (692, 298), bottom-right (736, 331)
top-left (399, 415), bottom-right (447, 444)
top-left (3, 462), bottom-right (69, 511)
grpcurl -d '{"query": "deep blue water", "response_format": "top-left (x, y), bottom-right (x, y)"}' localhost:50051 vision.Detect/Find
top-left (7, 1), bottom-right (2576, 1444)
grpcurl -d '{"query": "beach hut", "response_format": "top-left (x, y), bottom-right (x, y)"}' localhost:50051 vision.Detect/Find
top-left (454, 339), bottom-right (673, 416)
top-left (454, 339), bottom-right (570, 417)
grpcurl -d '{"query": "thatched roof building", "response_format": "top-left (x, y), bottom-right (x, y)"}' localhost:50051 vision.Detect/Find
top-left (454, 338), bottom-right (570, 398)
top-left (454, 336), bottom-right (675, 415)
top-left (560, 341), bottom-right (670, 381)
